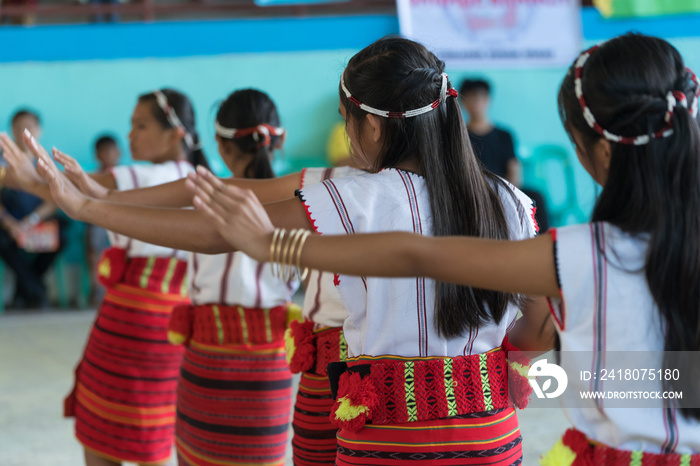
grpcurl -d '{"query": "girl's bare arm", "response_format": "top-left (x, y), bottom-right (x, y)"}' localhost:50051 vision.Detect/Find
top-left (27, 133), bottom-right (311, 254)
top-left (190, 166), bottom-right (561, 299)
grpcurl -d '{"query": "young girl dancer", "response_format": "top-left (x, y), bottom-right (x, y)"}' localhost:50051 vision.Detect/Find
top-left (7, 116), bottom-right (361, 464)
top-left (1, 88), bottom-right (205, 466)
top-left (191, 34), bottom-right (700, 464)
top-left (6, 89), bottom-right (359, 463)
top-left (31, 38), bottom-right (550, 465)
top-left (166, 89), bottom-right (301, 466)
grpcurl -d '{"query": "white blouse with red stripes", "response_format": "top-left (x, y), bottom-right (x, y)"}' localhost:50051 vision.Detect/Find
top-left (299, 168), bottom-right (536, 358)
top-left (187, 251), bottom-right (299, 308)
top-left (299, 166), bottom-right (364, 328)
top-left (549, 222), bottom-right (700, 454)
top-left (108, 160), bottom-right (192, 261)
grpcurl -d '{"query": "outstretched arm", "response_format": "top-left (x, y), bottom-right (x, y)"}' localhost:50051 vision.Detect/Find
top-left (30, 134), bottom-right (311, 254)
top-left (0, 132), bottom-right (116, 202)
top-left (190, 170), bottom-right (560, 298)
top-left (55, 146), bottom-right (304, 208)
top-left (90, 170), bottom-right (304, 208)
top-left (4, 131), bottom-right (304, 209)
top-left (300, 233), bottom-right (558, 297)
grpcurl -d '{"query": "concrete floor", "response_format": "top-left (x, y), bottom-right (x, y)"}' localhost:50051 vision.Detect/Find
top-left (0, 309), bottom-right (571, 465)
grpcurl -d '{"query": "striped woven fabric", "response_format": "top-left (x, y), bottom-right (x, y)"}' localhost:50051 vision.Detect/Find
top-left (336, 407), bottom-right (522, 465)
top-left (292, 372), bottom-right (338, 465)
top-left (174, 305), bottom-right (294, 466)
top-left (66, 256), bottom-right (189, 464)
top-left (291, 325), bottom-right (346, 466)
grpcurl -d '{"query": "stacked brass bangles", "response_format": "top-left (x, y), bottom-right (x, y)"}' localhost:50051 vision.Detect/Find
top-left (269, 228), bottom-right (310, 282)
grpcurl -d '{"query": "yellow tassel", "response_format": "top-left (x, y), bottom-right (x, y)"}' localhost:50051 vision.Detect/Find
top-left (540, 438), bottom-right (577, 466)
top-left (168, 331), bottom-right (187, 345)
top-left (284, 328), bottom-right (296, 365)
top-left (510, 361), bottom-right (530, 378)
top-left (98, 258), bottom-right (111, 278)
top-left (334, 396), bottom-right (370, 421)
top-left (593, 0), bottom-right (614, 17)
top-left (286, 303), bottom-right (303, 327)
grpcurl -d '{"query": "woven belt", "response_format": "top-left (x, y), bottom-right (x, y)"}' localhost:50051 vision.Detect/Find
top-left (328, 350), bottom-right (511, 431)
top-left (168, 303), bottom-right (290, 346)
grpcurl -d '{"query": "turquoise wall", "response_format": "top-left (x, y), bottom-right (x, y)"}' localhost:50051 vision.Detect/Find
top-left (1, 11), bottom-right (699, 224)
top-left (456, 37), bottom-right (700, 222)
top-left (0, 49), bottom-right (360, 176)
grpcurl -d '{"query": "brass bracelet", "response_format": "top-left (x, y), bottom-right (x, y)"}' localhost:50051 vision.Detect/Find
top-left (273, 228), bottom-right (286, 279)
top-left (284, 229), bottom-right (305, 282)
top-left (295, 230), bottom-right (311, 282)
top-left (270, 228), bottom-right (282, 278)
top-left (0, 166), bottom-right (7, 190)
top-left (279, 228), bottom-right (297, 282)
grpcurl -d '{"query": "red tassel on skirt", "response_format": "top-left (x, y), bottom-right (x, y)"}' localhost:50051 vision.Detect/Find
top-left (66, 256), bottom-right (189, 465)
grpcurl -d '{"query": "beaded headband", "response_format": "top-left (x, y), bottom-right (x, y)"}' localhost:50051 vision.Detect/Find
top-left (340, 72), bottom-right (459, 119)
top-left (152, 90), bottom-right (195, 149)
top-left (214, 121), bottom-right (285, 148)
top-left (575, 45), bottom-right (700, 145)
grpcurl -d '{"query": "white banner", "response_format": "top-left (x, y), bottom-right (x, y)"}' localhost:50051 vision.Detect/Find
top-left (398, 0), bottom-right (583, 68)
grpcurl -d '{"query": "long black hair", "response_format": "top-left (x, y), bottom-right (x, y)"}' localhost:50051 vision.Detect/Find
top-left (342, 37), bottom-right (518, 338)
top-left (138, 89), bottom-right (210, 169)
top-left (216, 89), bottom-right (281, 180)
top-left (558, 33), bottom-right (700, 419)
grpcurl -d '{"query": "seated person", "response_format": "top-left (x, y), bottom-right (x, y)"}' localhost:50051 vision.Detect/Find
top-left (460, 78), bottom-right (549, 231)
top-left (85, 134), bottom-right (121, 306)
top-left (0, 110), bottom-right (66, 309)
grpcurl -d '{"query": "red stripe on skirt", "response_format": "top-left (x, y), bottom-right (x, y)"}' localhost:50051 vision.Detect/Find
top-left (68, 257), bottom-right (189, 465)
top-left (175, 341), bottom-right (293, 466)
top-left (336, 407), bottom-right (522, 466)
top-left (292, 372), bottom-right (338, 465)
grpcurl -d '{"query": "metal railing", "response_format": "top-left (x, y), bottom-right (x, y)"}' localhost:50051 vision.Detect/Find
top-left (0, 0), bottom-right (396, 23)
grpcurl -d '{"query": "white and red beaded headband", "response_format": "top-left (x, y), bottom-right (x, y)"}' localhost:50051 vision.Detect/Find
top-left (340, 72), bottom-right (459, 119)
top-left (152, 90), bottom-right (195, 149)
top-left (575, 45), bottom-right (700, 145)
top-left (214, 121), bottom-right (285, 148)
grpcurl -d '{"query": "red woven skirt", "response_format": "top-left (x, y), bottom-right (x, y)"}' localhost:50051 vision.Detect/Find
top-left (335, 407), bottom-right (522, 465)
top-left (172, 304), bottom-right (293, 466)
top-left (65, 256), bottom-right (189, 464)
top-left (332, 352), bottom-right (523, 465)
top-left (289, 325), bottom-right (346, 466)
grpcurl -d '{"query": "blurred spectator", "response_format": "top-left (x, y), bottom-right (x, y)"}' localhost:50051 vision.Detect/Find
top-left (85, 134), bottom-right (120, 306)
top-left (90, 0), bottom-right (120, 23)
top-left (1, 0), bottom-right (37, 25)
top-left (326, 121), bottom-right (370, 169)
top-left (0, 109), bottom-right (67, 309)
top-left (460, 78), bottom-right (549, 231)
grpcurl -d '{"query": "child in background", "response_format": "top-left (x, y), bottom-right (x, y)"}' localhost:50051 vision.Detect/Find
top-left (460, 79), bottom-right (550, 231)
top-left (192, 33), bottom-right (700, 464)
top-left (85, 134), bottom-right (121, 306)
